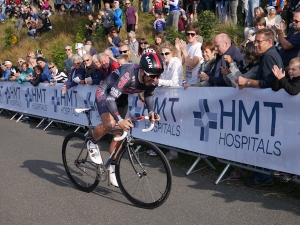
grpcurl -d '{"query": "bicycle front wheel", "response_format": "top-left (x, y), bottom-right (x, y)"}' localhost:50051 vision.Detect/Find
top-left (62, 132), bottom-right (99, 192)
top-left (115, 139), bottom-right (172, 209)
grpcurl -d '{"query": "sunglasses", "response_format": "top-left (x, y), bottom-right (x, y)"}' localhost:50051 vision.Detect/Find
top-left (49, 66), bottom-right (55, 69)
top-left (65, 48), bottom-right (71, 51)
top-left (186, 32), bottom-right (196, 37)
top-left (292, 19), bottom-right (300, 24)
top-left (83, 59), bottom-right (90, 62)
top-left (140, 42), bottom-right (147, 45)
top-left (119, 50), bottom-right (129, 54)
top-left (125, 2), bottom-right (130, 4)
top-left (149, 74), bottom-right (160, 79)
top-left (160, 52), bottom-right (170, 56)
top-left (18, 61), bottom-right (24, 64)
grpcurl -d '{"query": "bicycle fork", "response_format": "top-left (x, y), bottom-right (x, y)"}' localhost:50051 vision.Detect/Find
top-left (126, 143), bottom-right (147, 178)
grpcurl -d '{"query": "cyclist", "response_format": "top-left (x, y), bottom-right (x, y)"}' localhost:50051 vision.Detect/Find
top-left (87, 52), bottom-right (163, 187)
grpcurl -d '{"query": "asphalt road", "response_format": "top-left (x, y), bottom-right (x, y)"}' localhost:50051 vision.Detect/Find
top-left (1, 113), bottom-right (300, 225)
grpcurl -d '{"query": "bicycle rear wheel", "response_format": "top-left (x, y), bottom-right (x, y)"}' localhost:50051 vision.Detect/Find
top-left (115, 139), bottom-right (172, 209)
top-left (62, 132), bottom-right (99, 192)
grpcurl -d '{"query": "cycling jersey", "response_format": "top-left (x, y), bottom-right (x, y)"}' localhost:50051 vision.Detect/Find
top-left (95, 63), bottom-right (157, 122)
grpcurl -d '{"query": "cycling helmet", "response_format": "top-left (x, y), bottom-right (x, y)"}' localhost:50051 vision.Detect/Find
top-left (139, 52), bottom-right (164, 75)
top-left (143, 48), bottom-right (156, 54)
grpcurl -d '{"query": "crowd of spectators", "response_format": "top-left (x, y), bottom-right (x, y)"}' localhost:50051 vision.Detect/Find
top-left (1, 0), bottom-right (300, 187)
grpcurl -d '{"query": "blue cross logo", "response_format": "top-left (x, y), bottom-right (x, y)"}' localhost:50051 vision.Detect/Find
top-left (193, 99), bottom-right (217, 142)
top-left (51, 89), bottom-right (61, 112)
top-left (25, 88), bottom-right (33, 108)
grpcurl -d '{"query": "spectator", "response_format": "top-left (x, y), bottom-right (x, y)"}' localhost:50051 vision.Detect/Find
top-left (153, 0), bottom-right (163, 14)
top-left (154, 11), bottom-right (165, 31)
top-left (75, 43), bottom-right (86, 57)
top-left (42, 0), bottom-right (52, 16)
top-left (104, 48), bottom-right (118, 61)
top-left (175, 23), bottom-right (203, 88)
top-left (125, 0), bottom-right (138, 33)
top-left (82, 53), bottom-right (96, 82)
top-left (54, 0), bottom-right (63, 15)
top-left (101, 3), bottom-right (114, 46)
top-left (83, 38), bottom-right (98, 56)
top-left (108, 27), bottom-right (121, 48)
top-left (62, 55), bottom-right (86, 94)
top-left (27, 52), bottom-right (37, 69)
top-left (92, 0), bottom-right (101, 12)
top-left (228, 0), bottom-right (238, 25)
top-left (200, 0), bottom-right (213, 11)
top-left (36, 12), bottom-right (52, 37)
top-left (154, 31), bottom-right (166, 54)
top-left (238, 28), bottom-right (283, 188)
top-left (5, 60), bottom-right (20, 80)
top-left (199, 33), bottom-right (243, 86)
top-left (138, 38), bottom-right (149, 57)
top-left (165, 0), bottom-right (180, 31)
top-left (272, 57), bottom-right (300, 95)
top-left (216, 0), bottom-right (228, 23)
top-left (113, 1), bottom-right (122, 33)
top-left (269, 0), bottom-right (286, 14)
top-left (90, 54), bottom-right (105, 85)
top-left (64, 0), bottom-right (75, 17)
top-left (264, 6), bottom-right (282, 28)
top-left (27, 21), bottom-right (37, 39)
top-left (85, 14), bottom-right (95, 37)
top-left (16, 62), bottom-right (34, 83)
top-left (223, 41), bottom-right (260, 86)
top-left (25, 9), bottom-right (38, 25)
top-left (28, 65), bottom-right (44, 86)
top-left (63, 44), bottom-right (74, 76)
top-left (117, 54), bottom-right (130, 66)
top-left (98, 53), bottom-right (119, 78)
top-left (158, 41), bottom-right (183, 87)
top-left (246, 0), bottom-right (260, 26)
top-left (119, 43), bottom-right (140, 64)
top-left (128, 31), bottom-right (139, 55)
top-left (198, 42), bottom-right (216, 86)
top-left (17, 57), bottom-right (26, 71)
top-left (274, 8), bottom-right (300, 68)
top-left (36, 57), bottom-right (51, 82)
top-left (0, 63), bottom-right (11, 81)
top-left (48, 62), bottom-right (68, 85)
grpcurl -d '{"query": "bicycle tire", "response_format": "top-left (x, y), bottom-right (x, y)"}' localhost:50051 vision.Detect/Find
top-left (115, 139), bottom-right (172, 209)
top-left (62, 132), bottom-right (99, 192)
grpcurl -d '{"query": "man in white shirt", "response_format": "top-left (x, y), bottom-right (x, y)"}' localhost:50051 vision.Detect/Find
top-left (175, 22), bottom-right (203, 89)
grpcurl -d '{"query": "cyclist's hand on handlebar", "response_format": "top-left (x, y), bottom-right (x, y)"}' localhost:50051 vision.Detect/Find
top-left (118, 119), bottom-right (134, 131)
top-left (149, 111), bottom-right (160, 124)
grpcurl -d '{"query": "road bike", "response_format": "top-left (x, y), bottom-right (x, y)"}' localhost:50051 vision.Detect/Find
top-left (62, 108), bottom-right (172, 209)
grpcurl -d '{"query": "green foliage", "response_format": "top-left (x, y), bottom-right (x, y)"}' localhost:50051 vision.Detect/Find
top-left (75, 20), bottom-right (88, 43)
top-left (218, 23), bottom-right (244, 47)
top-left (4, 26), bottom-right (15, 48)
top-left (165, 26), bottom-right (186, 45)
top-left (92, 25), bottom-right (105, 46)
top-left (51, 42), bottom-right (67, 70)
top-left (198, 10), bottom-right (219, 42)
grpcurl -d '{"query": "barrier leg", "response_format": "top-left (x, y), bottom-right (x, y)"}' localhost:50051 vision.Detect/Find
top-left (16, 114), bottom-right (24, 122)
top-left (36, 118), bottom-right (45, 128)
top-left (0, 109), bottom-right (3, 114)
top-left (74, 126), bottom-right (81, 132)
top-left (203, 157), bottom-right (216, 170)
top-left (215, 163), bottom-right (231, 185)
top-left (43, 120), bottom-right (54, 130)
top-left (10, 112), bottom-right (19, 120)
top-left (186, 155), bottom-right (202, 175)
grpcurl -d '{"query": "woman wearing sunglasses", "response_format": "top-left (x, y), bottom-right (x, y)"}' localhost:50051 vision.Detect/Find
top-left (138, 38), bottom-right (149, 57)
top-left (158, 42), bottom-right (183, 87)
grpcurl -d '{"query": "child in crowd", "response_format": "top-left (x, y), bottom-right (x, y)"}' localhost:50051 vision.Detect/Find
top-left (153, 12), bottom-right (165, 31)
top-left (197, 42), bottom-right (216, 86)
top-left (117, 55), bottom-right (130, 66)
top-left (272, 57), bottom-right (300, 95)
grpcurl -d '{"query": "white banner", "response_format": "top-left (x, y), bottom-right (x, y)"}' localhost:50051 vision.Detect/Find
top-left (1, 82), bottom-right (299, 175)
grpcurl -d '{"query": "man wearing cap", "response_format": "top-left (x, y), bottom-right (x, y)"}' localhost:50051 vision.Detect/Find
top-left (36, 57), bottom-right (51, 82)
top-left (63, 44), bottom-right (74, 76)
top-left (0, 63), bottom-right (11, 81)
top-left (75, 43), bottom-right (86, 57)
